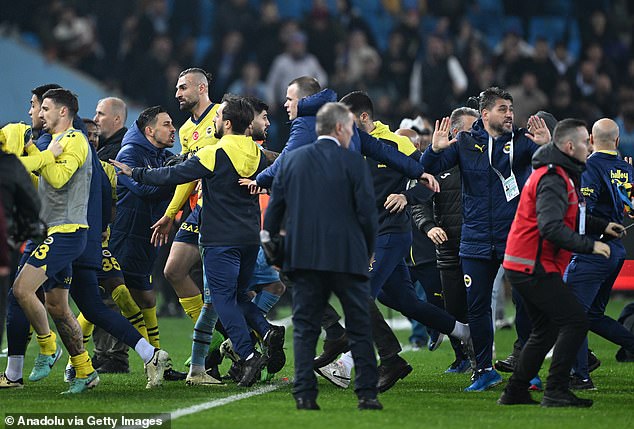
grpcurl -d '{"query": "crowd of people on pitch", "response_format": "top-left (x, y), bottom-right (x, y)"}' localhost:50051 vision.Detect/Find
top-left (1, 66), bottom-right (634, 411)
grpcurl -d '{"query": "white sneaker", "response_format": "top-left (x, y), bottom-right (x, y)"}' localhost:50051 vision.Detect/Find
top-left (315, 360), bottom-right (351, 388)
top-left (145, 349), bottom-right (169, 389)
top-left (186, 371), bottom-right (225, 386)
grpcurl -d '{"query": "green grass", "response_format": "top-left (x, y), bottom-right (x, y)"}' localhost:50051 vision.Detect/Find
top-left (1, 299), bottom-right (633, 429)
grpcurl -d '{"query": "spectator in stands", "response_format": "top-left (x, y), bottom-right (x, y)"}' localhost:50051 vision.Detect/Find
top-left (304, 0), bottom-right (346, 76)
top-left (266, 30), bottom-right (327, 109)
top-left (411, 32), bottom-right (468, 120)
top-left (204, 30), bottom-right (247, 101)
top-left (508, 71), bottom-right (548, 127)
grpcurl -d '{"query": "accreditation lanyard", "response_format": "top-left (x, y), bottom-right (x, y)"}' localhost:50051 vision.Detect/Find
top-left (488, 133), bottom-right (519, 202)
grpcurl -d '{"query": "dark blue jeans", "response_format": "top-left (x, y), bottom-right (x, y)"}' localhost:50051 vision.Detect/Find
top-left (565, 250), bottom-right (634, 379)
top-left (289, 269), bottom-right (377, 401)
top-left (202, 245), bottom-right (269, 360)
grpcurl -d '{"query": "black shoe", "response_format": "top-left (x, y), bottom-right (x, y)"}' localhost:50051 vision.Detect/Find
top-left (494, 354), bottom-right (517, 373)
top-left (263, 325), bottom-right (286, 373)
top-left (163, 368), bottom-right (187, 381)
top-left (358, 397), bottom-right (383, 410)
top-left (377, 356), bottom-right (413, 393)
top-left (94, 360), bottom-right (129, 374)
top-left (223, 361), bottom-right (243, 383)
top-left (238, 351), bottom-right (267, 387)
top-left (497, 388), bottom-right (539, 405)
top-left (296, 397), bottom-right (320, 410)
top-left (206, 365), bottom-right (221, 381)
top-left (541, 389), bottom-right (593, 408)
top-left (314, 334), bottom-right (349, 369)
top-left (588, 349), bottom-right (601, 373)
top-left (91, 355), bottom-right (106, 370)
top-left (569, 375), bottom-right (597, 390)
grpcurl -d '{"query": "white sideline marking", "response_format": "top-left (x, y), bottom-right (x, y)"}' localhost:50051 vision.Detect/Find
top-left (169, 383), bottom-right (286, 420)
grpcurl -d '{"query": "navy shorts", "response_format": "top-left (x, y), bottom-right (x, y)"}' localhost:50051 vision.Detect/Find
top-left (174, 205), bottom-right (200, 245)
top-left (123, 272), bottom-right (152, 291)
top-left (96, 246), bottom-right (124, 282)
top-left (248, 246), bottom-right (280, 291)
top-left (26, 230), bottom-right (87, 291)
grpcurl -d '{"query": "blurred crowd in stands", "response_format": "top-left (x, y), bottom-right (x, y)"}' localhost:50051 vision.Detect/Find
top-left (1, 0), bottom-right (634, 154)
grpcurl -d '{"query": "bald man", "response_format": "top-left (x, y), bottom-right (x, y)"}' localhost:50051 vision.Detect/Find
top-left (94, 97), bottom-right (128, 161)
top-left (564, 118), bottom-right (634, 390)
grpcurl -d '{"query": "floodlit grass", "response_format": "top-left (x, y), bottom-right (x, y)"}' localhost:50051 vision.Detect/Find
top-left (1, 299), bottom-right (633, 429)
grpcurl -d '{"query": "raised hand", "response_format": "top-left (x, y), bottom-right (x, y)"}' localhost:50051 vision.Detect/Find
top-left (431, 117), bottom-right (457, 152)
top-left (525, 116), bottom-right (551, 145)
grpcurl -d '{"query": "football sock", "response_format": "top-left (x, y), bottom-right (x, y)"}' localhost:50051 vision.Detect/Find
top-left (36, 331), bottom-right (57, 356)
top-left (70, 351), bottom-right (94, 378)
top-left (191, 305), bottom-right (218, 368)
top-left (112, 284), bottom-right (148, 340)
top-left (179, 294), bottom-right (204, 323)
top-left (141, 307), bottom-right (160, 348)
top-left (252, 290), bottom-right (280, 315)
top-left (6, 356), bottom-right (24, 381)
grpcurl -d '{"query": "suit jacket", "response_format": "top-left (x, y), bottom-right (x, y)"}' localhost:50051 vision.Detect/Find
top-left (264, 138), bottom-right (377, 278)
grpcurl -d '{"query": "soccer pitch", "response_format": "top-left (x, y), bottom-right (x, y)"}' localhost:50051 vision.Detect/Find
top-left (1, 300), bottom-right (633, 429)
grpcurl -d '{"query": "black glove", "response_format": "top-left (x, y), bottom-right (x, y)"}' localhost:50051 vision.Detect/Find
top-left (260, 230), bottom-right (284, 267)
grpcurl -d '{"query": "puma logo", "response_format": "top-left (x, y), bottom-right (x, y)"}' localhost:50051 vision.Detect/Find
top-left (474, 144), bottom-right (486, 153)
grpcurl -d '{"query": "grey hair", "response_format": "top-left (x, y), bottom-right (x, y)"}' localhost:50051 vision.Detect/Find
top-left (316, 102), bottom-right (351, 135)
top-left (449, 107), bottom-right (479, 134)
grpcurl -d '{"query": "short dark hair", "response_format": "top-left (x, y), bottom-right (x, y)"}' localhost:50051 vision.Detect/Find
top-left (478, 87), bottom-right (513, 112)
top-left (32, 84), bottom-right (62, 103)
top-left (178, 67), bottom-right (212, 86)
top-left (288, 76), bottom-right (321, 98)
top-left (221, 96), bottom-right (254, 135)
top-left (553, 118), bottom-right (587, 148)
top-left (137, 105), bottom-right (167, 131)
top-left (243, 96), bottom-right (269, 114)
top-left (82, 118), bottom-right (97, 128)
top-left (340, 91), bottom-right (373, 118)
top-left (42, 88), bottom-right (79, 117)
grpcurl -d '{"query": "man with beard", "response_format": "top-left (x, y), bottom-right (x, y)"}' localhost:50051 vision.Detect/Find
top-left (421, 87), bottom-right (551, 391)
top-left (109, 106), bottom-right (176, 363)
top-left (150, 68), bottom-right (220, 328)
top-left (112, 96), bottom-right (285, 388)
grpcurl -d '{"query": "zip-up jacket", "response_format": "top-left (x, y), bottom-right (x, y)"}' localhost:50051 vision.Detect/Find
top-left (255, 89), bottom-right (425, 188)
top-left (132, 134), bottom-right (267, 247)
top-left (420, 118), bottom-right (538, 259)
top-left (504, 143), bottom-right (607, 275)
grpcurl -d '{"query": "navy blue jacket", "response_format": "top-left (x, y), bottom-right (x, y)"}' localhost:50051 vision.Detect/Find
top-left (255, 88), bottom-right (425, 188)
top-left (110, 123), bottom-right (173, 274)
top-left (420, 119), bottom-right (539, 259)
top-left (264, 138), bottom-right (377, 278)
top-left (578, 150), bottom-right (633, 259)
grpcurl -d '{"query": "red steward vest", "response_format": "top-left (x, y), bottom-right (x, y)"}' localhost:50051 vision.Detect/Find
top-left (503, 164), bottom-right (578, 275)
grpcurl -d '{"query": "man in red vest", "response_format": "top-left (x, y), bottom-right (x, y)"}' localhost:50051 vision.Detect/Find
top-left (499, 118), bottom-right (624, 407)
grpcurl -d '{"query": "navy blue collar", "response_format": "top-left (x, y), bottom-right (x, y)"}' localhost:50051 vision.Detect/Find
top-left (191, 103), bottom-right (215, 125)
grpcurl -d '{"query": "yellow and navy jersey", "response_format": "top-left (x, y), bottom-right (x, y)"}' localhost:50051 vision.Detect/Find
top-left (0, 122), bottom-right (31, 155)
top-left (179, 103), bottom-right (220, 155)
top-left (163, 103), bottom-right (220, 219)
top-left (100, 160), bottom-right (118, 201)
top-left (133, 134), bottom-right (267, 247)
top-left (582, 150), bottom-right (634, 228)
top-left (366, 121), bottom-right (424, 235)
top-left (22, 128), bottom-right (89, 234)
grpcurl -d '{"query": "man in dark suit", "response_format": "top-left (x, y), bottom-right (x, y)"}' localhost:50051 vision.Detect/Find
top-left (263, 102), bottom-right (381, 411)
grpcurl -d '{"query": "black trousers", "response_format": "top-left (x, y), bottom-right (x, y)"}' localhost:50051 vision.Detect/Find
top-left (506, 270), bottom-right (588, 393)
top-left (322, 298), bottom-right (402, 361)
top-left (290, 269), bottom-right (378, 401)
